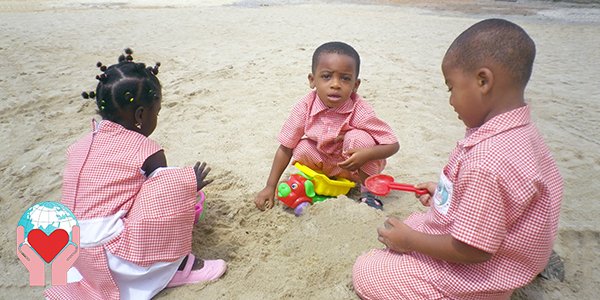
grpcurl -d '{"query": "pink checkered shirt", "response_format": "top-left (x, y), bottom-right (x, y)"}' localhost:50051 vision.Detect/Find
top-left (278, 90), bottom-right (397, 156)
top-left (403, 105), bottom-right (563, 298)
top-left (61, 120), bottom-right (163, 219)
top-left (45, 120), bottom-right (197, 299)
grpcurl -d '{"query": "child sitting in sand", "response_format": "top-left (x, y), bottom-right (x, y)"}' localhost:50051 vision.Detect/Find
top-left (352, 19), bottom-right (563, 299)
top-left (45, 49), bottom-right (226, 300)
top-left (254, 41), bottom-right (399, 211)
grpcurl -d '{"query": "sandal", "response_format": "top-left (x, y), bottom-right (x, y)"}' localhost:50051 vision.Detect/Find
top-left (359, 192), bottom-right (383, 210)
top-left (167, 253), bottom-right (227, 288)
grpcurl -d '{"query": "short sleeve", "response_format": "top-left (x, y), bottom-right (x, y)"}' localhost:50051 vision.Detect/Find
top-left (278, 100), bottom-right (309, 149)
top-left (353, 102), bottom-right (398, 145)
top-left (451, 167), bottom-right (507, 253)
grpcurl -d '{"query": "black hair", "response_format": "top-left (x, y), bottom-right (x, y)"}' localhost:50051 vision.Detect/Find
top-left (311, 41), bottom-right (361, 78)
top-left (444, 18), bottom-right (536, 87)
top-left (81, 48), bottom-right (162, 122)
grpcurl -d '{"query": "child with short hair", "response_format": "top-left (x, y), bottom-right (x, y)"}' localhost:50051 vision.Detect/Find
top-left (353, 19), bottom-right (563, 299)
top-left (45, 49), bottom-right (226, 300)
top-left (254, 41), bottom-right (399, 211)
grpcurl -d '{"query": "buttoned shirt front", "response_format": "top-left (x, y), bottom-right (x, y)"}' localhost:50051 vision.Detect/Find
top-left (278, 90), bottom-right (397, 156)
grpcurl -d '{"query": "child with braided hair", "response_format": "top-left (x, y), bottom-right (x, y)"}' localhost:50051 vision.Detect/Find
top-left (45, 49), bottom-right (227, 300)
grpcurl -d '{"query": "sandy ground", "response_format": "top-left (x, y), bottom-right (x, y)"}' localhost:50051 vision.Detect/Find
top-left (1, 0), bottom-right (599, 299)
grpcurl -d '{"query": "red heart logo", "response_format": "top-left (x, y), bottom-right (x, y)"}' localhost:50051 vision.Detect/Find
top-left (27, 229), bottom-right (69, 263)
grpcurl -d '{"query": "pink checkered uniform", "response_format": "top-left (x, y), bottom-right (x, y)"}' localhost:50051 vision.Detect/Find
top-left (279, 90), bottom-right (398, 181)
top-left (45, 120), bottom-right (197, 300)
top-left (353, 106), bottom-right (563, 299)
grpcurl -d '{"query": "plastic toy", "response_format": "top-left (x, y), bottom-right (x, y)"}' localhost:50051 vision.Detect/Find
top-left (365, 174), bottom-right (428, 196)
top-left (276, 162), bottom-right (355, 216)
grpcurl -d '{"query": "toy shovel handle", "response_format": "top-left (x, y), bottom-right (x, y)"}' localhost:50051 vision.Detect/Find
top-left (388, 182), bottom-right (429, 195)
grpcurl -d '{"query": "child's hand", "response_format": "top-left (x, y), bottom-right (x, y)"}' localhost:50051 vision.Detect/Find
top-left (415, 181), bottom-right (437, 206)
top-left (338, 148), bottom-right (368, 171)
top-left (377, 217), bottom-right (414, 253)
top-left (194, 162), bottom-right (213, 191)
top-left (254, 187), bottom-right (275, 211)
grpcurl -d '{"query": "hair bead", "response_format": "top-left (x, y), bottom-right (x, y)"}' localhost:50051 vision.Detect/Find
top-left (147, 62), bottom-right (160, 75)
top-left (95, 73), bottom-right (108, 81)
top-left (124, 91), bottom-right (134, 102)
top-left (82, 91), bottom-right (96, 99)
top-left (96, 61), bottom-right (108, 72)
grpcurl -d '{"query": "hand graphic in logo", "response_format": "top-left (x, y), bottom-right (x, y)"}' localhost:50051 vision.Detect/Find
top-left (16, 201), bottom-right (80, 286)
top-left (16, 226), bottom-right (46, 286)
top-left (49, 225), bottom-right (80, 285)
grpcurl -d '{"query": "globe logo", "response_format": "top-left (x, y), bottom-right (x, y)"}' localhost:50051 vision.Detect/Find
top-left (17, 201), bottom-right (78, 263)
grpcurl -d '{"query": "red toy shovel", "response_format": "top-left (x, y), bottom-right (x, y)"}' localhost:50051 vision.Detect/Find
top-left (365, 174), bottom-right (429, 196)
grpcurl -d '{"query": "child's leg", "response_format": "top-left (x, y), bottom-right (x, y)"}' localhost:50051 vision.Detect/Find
top-left (343, 130), bottom-right (387, 209)
top-left (292, 139), bottom-right (327, 172)
top-left (352, 249), bottom-right (445, 299)
top-left (342, 129), bottom-right (386, 180)
top-left (293, 133), bottom-right (385, 182)
top-left (294, 139), bottom-right (358, 180)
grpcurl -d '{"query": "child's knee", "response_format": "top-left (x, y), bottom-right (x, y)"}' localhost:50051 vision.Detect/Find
top-left (343, 129), bottom-right (376, 151)
top-left (293, 139), bottom-right (316, 156)
top-left (292, 139), bottom-right (317, 162)
top-left (361, 160), bottom-right (386, 177)
top-left (352, 251), bottom-right (383, 298)
top-left (292, 139), bottom-right (323, 170)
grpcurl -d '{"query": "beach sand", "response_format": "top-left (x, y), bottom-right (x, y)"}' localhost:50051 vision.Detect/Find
top-left (1, 0), bottom-right (599, 299)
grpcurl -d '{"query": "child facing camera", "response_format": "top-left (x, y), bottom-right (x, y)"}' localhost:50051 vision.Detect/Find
top-left (353, 19), bottom-right (563, 299)
top-left (45, 49), bottom-right (226, 300)
top-left (255, 41), bottom-right (399, 211)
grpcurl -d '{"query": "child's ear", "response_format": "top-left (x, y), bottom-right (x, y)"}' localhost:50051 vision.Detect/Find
top-left (134, 106), bottom-right (144, 124)
top-left (308, 73), bottom-right (315, 89)
top-left (353, 78), bottom-right (361, 93)
top-left (477, 68), bottom-right (494, 95)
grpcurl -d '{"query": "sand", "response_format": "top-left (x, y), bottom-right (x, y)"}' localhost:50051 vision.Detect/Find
top-left (1, 0), bottom-right (599, 299)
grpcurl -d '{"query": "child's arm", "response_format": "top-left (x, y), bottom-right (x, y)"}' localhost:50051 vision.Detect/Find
top-left (142, 150), bottom-right (167, 176)
top-left (254, 145), bottom-right (293, 211)
top-left (338, 142), bottom-right (399, 171)
top-left (377, 217), bottom-right (492, 264)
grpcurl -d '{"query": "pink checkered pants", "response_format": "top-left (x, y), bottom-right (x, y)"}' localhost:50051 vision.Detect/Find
top-left (292, 129), bottom-right (386, 182)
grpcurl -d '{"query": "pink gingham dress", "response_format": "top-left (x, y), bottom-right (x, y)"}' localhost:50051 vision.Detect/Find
top-left (45, 120), bottom-right (197, 300)
top-left (353, 106), bottom-right (563, 299)
top-left (279, 90), bottom-right (398, 181)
